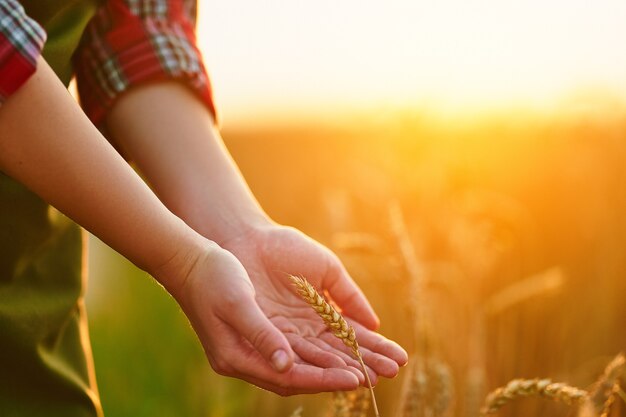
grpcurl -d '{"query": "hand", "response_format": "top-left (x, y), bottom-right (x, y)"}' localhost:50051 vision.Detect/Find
top-left (162, 238), bottom-right (356, 396)
top-left (219, 224), bottom-right (408, 395)
top-left (102, 82), bottom-right (407, 394)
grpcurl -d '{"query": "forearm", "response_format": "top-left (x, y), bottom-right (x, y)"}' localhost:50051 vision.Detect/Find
top-left (105, 82), bottom-right (271, 246)
top-left (0, 58), bottom-right (204, 290)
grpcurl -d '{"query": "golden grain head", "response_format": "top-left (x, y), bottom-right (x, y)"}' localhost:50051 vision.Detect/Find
top-left (288, 274), bottom-right (360, 358)
top-left (288, 274), bottom-right (380, 417)
top-left (481, 378), bottom-right (588, 416)
top-left (332, 390), bottom-right (370, 417)
top-left (588, 353), bottom-right (626, 414)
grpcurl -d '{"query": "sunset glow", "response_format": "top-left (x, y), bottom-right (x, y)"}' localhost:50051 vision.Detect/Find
top-left (197, 0), bottom-right (626, 122)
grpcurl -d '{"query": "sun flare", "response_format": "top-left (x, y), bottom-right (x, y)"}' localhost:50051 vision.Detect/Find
top-left (197, 0), bottom-right (626, 122)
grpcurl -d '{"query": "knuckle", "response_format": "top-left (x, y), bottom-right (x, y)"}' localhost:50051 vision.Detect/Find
top-left (221, 291), bottom-right (242, 310)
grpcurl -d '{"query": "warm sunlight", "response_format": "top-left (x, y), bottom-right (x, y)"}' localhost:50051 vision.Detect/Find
top-left (71, 1), bottom-right (626, 416)
top-left (197, 0), bottom-right (626, 121)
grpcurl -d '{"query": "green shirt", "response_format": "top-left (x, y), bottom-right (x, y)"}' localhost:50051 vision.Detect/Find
top-left (0, 2), bottom-right (103, 416)
top-left (21, 0), bottom-right (100, 84)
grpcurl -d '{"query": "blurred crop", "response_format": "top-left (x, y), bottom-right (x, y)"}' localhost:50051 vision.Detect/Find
top-left (86, 101), bottom-right (626, 417)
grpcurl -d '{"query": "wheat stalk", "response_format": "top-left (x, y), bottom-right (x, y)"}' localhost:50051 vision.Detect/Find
top-left (480, 378), bottom-right (587, 416)
top-left (289, 406), bottom-right (304, 417)
top-left (427, 358), bottom-right (454, 416)
top-left (399, 360), bottom-right (427, 417)
top-left (399, 357), bottom-right (454, 417)
top-left (483, 266), bottom-right (565, 316)
top-left (590, 353), bottom-right (626, 415)
top-left (289, 274), bottom-right (380, 417)
top-left (600, 382), bottom-right (620, 417)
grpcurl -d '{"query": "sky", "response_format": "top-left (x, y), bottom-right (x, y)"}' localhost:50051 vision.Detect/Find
top-left (196, 0), bottom-right (626, 122)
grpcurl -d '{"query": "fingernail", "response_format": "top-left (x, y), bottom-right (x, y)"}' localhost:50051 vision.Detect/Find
top-left (271, 349), bottom-right (289, 372)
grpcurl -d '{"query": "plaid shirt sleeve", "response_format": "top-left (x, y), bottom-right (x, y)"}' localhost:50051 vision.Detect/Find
top-left (0, 0), bottom-right (46, 105)
top-left (74, 0), bottom-right (217, 127)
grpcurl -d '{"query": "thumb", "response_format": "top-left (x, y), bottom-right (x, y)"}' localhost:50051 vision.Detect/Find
top-left (226, 294), bottom-right (294, 373)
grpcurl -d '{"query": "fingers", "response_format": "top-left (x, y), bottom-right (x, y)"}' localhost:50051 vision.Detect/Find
top-left (222, 293), bottom-right (294, 373)
top-left (305, 337), bottom-right (363, 370)
top-left (232, 355), bottom-right (361, 396)
top-left (286, 333), bottom-right (365, 384)
top-left (324, 256), bottom-right (380, 330)
top-left (203, 317), bottom-right (360, 396)
top-left (349, 320), bottom-right (409, 367)
top-left (305, 336), bottom-right (378, 385)
top-left (317, 332), bottom-right (394, 381)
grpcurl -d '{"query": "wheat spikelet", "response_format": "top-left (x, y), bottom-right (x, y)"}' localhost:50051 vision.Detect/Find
top-left (480, 378), bottom-right (587, 416)
top-left (399, 358), bottom-right (454, 417)
top-left (332, 389), bottom-right (371, 417)
top-left (590, 353), bottom-right (626, 414)
top-left (289, 275), bottom-right (360, 357)
top-left (600, 382), bottom-right (620, 417)
top-left (350, 388), bottom-right (371, 417)
top-left (427, 358), bottom-right (454, 416)
top-left (289, 275), bottom-right (380, 417)
top-left (399, 360), bottom-right (427, 417)
top-left (333, 391), bottom-right (351, 417)
top-left (617, 386), bottom-right (626, 403)
top-left (464, 368), bottom-right (486, 417)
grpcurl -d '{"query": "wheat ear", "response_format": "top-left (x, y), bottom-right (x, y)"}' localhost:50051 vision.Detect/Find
top-left (590, 353), bottom-right (626, 414)
top-left (332, 391), bottom-right (351, 417)
top-left (289, 274), bottom-right (380, 417)
top-left (332, 389), bottom-right (370, 417)
top-left (400, 357), bottom-right (454, 417)
top-left (480, 378), bottom-right (587, 416)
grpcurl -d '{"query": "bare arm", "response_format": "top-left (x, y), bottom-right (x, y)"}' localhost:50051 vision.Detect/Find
top-left (107, 82), bottom-right (269, 245)
top-left (106, 82), bottom-right (408, 395)
top-left (0, 59), bottom-right (368, 394)
top-left (0, 58), bottom-right (198, 287)
top-left (106, 82), bottom-right (381, 327)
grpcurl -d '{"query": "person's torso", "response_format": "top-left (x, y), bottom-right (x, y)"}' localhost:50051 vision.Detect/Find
top-left (20, 0), bottom-right (101, 85)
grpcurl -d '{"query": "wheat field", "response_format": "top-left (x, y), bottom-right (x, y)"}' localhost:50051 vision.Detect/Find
top-left (87, 104), bottom-right (626, 417)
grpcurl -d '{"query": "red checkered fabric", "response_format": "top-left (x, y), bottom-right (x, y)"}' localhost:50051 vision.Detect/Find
top-left (0, 0), bottom-right (46, 104)
top-left (74, 0), bottom-right (216, 126)
top-left (0, 0), bottom-right (216, 124)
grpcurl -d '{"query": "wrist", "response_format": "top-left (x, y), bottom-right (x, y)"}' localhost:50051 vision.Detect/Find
top-left (176, 200), bottom-right (274, 248)
top-left (148, 226), bottom-right (220, 297)
top-left (216, 215), bottom-right (281, 252)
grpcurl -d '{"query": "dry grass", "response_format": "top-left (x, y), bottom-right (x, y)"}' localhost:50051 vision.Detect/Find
top-left (288, 275), bottom-right (380, 417)
top-left (390, 202), bottom-right (455, 417)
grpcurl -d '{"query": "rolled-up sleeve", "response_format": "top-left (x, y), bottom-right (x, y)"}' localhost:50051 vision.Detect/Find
top-left (0, 0), bottom-right (46, 105)
top-left (74, 0), bottom-right (217, 127)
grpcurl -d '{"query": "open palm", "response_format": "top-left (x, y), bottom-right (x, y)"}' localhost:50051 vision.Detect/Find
top-left (221, 224), bottom-right (408, 395)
